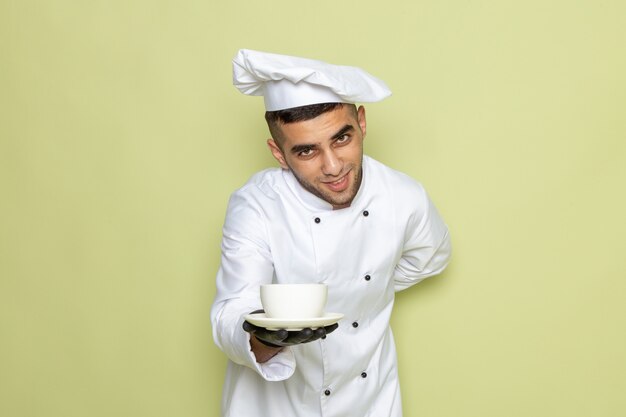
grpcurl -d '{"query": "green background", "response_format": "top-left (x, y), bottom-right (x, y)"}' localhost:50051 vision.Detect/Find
top-left (1, 1), bottom-right (625, 416)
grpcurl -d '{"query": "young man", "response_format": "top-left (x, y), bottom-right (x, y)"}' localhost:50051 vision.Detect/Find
top-left (211, 49), bottom-right (452, 417)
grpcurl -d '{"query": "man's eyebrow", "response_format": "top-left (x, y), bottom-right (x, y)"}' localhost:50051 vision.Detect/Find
top-left (331, 124), bottom-right (354, 140)
top-left (289, 124), bottom-right (355, 154)
top-left (290, 143), bottom-right (317, 154)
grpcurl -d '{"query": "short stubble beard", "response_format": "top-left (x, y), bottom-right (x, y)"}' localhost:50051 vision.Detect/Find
top-left (289, 161), bottom-right (363, 209)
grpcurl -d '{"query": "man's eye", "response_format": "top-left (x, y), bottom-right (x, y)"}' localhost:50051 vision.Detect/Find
top-left (299, 148), bottom-right (313, 156)
top-left (336, 134), bottom-right (350, 143)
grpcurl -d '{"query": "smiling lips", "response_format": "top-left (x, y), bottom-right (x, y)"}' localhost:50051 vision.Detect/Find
top-left (323, 172), bottom-right (350, 192)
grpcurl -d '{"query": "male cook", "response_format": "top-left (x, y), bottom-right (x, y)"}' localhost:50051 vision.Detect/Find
top-left (211, 49), bottom-right (452, 417)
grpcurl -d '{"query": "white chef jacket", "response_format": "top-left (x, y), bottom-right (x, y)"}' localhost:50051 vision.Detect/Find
top-left (211, 155), bottom-right (451, 417)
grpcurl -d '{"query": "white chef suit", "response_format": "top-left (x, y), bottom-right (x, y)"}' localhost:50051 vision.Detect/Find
top-left (211, 155), bottom-right (451, 417)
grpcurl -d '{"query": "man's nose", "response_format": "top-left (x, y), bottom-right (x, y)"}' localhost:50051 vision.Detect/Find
top-left (321, 150), bottom-right (342, 176)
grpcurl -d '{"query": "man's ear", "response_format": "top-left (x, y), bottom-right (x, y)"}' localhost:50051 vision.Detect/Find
top-left (357, 105), bottom-right (367, 138)
top-left (267, 138), bottom-right (289, 169)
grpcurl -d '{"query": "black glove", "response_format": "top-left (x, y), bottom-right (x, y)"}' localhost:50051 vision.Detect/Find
top-left (243, 309), bottom-right (339, 348)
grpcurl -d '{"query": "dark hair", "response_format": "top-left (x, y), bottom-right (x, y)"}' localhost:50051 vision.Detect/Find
top-left (265, 102), bottom-right (356, 146)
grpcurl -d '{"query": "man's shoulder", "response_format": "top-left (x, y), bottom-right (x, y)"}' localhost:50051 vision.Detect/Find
top-left (364, 156), bottom-right (431, 221)
top-left (246, 167), bottom-right (283, 186)
top-left (231, 167), bottom-right (285, 203)
top-left (365, 156), bottom-right (425, 194)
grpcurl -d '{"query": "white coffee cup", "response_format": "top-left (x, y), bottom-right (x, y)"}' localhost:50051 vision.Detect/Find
top-left (260, 283), bottom-right (327, 319)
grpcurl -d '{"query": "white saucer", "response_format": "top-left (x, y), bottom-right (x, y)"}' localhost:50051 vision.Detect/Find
top-left (244, 312), bottom-right (344, 331)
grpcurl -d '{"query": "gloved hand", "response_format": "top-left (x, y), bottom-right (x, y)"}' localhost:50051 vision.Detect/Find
top-left (243, 309), bottom-right (339, 348)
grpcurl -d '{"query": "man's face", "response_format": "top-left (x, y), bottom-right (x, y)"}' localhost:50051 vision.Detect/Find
top-left (267, 105), bottom-right (367, 210)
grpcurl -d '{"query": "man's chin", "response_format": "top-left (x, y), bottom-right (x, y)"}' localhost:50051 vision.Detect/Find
top-left (292, 172), bottom-right (359, 208)
top-left (322, 190), bottom-right (357, 209)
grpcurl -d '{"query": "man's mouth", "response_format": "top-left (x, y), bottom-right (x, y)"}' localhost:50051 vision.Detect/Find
top-left (323, 172), bottom-right (350, 192)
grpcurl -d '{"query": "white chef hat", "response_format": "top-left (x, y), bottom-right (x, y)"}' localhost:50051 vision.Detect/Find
top-left (232, 49), bottom-right (391, 111)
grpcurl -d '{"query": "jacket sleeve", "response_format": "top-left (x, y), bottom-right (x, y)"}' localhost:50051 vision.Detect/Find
top-left (393, 182), bottom-right (452, 291)
top-left (210, 189), bottom-right (296, 381)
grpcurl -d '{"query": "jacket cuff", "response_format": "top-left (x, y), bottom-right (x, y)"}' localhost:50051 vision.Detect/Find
top-left (245, 334), bottom-right (296, 381)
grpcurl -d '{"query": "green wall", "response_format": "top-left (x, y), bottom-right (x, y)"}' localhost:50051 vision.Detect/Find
top-left (1, 1), bottom-right (625, 416)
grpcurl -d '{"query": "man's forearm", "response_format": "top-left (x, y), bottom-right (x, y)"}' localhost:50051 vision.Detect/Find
top-left (249, 335), bottom-right (283, 363)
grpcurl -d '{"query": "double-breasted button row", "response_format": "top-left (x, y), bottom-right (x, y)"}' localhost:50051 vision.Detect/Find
top-left (323, 372), bottom-right (365, 397)
top-left (313, 209), bottom-right (369, 224)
